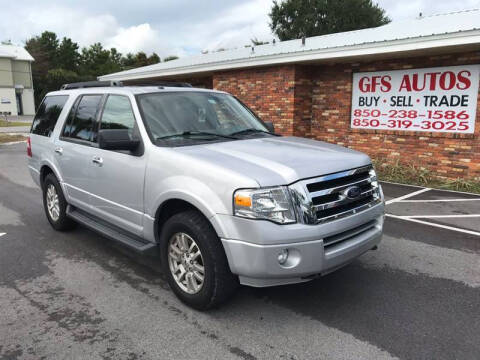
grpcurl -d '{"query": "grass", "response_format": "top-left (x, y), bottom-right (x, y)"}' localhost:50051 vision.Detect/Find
top-left (373, 158), bottom-right (480, 195)
top-left (0, 134), bottom-right (27, 144)
top-left (0, 120), bottom-right (29, 127)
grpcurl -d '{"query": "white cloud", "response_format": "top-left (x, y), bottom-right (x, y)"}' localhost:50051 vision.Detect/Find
top-left (20, 6), bottom-right (118, 47)
top-left (1, 0), bottom-right (478, 59)
top-left (201, 0), bottom-right (274, 51)
top-left (105, 24), bottom-right (159, 54)
top-left (2, 3), bottom-right (183, 57)
top-left (377, 0), bottom-right (480, 20)
top-left (78, 14), bottom-right (119, 46)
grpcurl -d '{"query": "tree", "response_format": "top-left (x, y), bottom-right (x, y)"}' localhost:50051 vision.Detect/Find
top-left (25, 31), bottom-right (61, 104)
top-left (148, 52), bottom-right (161, 64)
top-left (110, 48), bottom-right (123, 67)
top-left (45, 69), bottom-right (80, 94)
top-left (121, 53), bottom-right (137, 69)
top-left (121, 52), bottom-right (161, 69)
top-left (57, 37), bottom-right (80, 71)
top-left (163, 55), bottom-right (179, 62)
top-left (79, 43), bottom-right (122, 79)
top-left (251, 37), bottom-right (269, 46)
top-left (134, 52), bottom-right (149, 67)
top-left (25, 30), bottom-right (164, 107)
top-left (269, 0), bottom-right (390, 41)
top-left (25, 31), bottom-right (59, 75)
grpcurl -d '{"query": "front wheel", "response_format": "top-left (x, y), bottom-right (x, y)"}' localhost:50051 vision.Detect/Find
top-left (160, 210), bottom-right (238, 310)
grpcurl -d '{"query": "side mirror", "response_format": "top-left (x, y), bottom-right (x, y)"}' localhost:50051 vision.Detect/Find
top-left (264, 121), bottom-right (275, 134)
top-left (98, 129), bottom-right (140, 151)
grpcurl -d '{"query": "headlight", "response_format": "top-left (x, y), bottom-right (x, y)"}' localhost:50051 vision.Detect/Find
top-left (233, 186), bottom-right (296, 224)
top-left (369, 167), bottom-right (381, 200)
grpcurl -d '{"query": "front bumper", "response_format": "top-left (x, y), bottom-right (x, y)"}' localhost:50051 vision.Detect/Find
top-left (216, 202), bottom-right (384, 287)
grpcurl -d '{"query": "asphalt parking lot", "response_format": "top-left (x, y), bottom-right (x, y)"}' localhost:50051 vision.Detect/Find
top-left (1, 142), bottom-right (479, 360)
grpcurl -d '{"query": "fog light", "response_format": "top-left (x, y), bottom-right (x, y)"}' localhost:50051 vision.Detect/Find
top-left (277, 249), bottom-right (289, 265)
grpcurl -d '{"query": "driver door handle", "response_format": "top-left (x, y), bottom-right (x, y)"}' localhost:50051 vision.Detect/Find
top-left (54, 147), bottom-right (63, 155)
top-left (92, 156), bottom-right (103, 166)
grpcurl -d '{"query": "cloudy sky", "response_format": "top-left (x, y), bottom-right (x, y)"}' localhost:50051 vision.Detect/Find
top-left (1, 0), bottom-right (479, 58)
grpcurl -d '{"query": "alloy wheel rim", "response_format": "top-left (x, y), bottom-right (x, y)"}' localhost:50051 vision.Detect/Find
top-left (46, 184), bottom-right (60, 221)
top-left (168, 232), bottom-right (205, 294)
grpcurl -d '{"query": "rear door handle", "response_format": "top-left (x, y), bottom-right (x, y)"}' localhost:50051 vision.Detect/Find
top-left (54, 147), bottom-right (63, 155)
top-left (92, 156), bottom-right (103, 166)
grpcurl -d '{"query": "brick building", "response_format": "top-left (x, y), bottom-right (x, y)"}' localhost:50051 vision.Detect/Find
top-left (100, 10), bottom-right (480, 181)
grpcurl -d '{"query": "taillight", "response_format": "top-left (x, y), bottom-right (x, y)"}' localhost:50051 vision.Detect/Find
top-left (27, 136), bottom-right (32, 157)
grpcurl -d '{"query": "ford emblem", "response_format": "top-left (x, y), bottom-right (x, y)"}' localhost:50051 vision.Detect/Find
top-left (345, 186), bottom-right (361, 199)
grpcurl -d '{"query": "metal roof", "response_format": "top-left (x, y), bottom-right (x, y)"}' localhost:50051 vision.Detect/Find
top-left (0, 44), bottom-right (34, 62)
top-left (100, 9), bottom-right (480, 81)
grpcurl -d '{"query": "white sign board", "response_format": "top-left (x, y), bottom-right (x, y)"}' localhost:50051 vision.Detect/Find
top-left (351, 65), bottom-right (479, 133)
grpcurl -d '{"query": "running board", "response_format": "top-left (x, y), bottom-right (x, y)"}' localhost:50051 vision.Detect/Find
top-left (67, 206), bottom-right (157, 255)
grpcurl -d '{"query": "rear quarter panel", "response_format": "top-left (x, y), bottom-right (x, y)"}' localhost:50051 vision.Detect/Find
top-left (28, 94), bottom-right (77, 191)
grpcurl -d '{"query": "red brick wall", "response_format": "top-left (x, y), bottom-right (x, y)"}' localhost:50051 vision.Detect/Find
top-left (293, 65), bottom-right (314, 137)
top-left (201, 53), bottom-right (480, 181)
top-left (213, 66), bottom-right (296, 135)
top-left (311, 52), bottom-right (480, 181)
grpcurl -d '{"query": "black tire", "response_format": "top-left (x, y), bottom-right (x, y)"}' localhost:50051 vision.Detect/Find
top-left (160, 210), bottom-right (238, 310)
top-left (42, 173), bottom-right (76, 231)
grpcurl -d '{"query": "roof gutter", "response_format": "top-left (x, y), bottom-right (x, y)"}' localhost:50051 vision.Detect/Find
top-left (99, 30), bottom-right (480, 81)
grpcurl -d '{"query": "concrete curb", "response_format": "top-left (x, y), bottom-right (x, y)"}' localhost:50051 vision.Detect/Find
top-left (0, 126), bottom-right (31, 133)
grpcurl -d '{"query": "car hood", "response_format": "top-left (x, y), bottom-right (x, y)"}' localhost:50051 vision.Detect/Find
top-left (177, 136), bottom-right (371, 186)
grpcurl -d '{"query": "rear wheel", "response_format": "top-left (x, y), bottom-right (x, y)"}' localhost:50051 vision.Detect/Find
top-left (160, 210), bottom-right (238, 310)
top-left (42, 173), bottom-right (76, 231)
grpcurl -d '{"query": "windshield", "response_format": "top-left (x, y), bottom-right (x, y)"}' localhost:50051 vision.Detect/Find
top-left (137, 91), bottom-right (270, 145)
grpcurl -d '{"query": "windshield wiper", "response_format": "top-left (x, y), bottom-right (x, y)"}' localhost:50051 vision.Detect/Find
top-left (229, 128), bottom-right (273, 136)
top-left (156, 131), bottom-right (238, 141)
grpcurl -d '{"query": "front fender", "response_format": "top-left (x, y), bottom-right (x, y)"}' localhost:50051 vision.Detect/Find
top-left (145, 175), bottom-right (233, 238)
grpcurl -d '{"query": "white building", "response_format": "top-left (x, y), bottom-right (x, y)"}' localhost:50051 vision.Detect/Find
top-left (0, 43), bottom-right (35, 116)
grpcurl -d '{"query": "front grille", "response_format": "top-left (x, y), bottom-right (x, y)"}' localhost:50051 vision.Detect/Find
top-left (289, 165), bottom-right (381, 224)
top-left (307, 167), bottom-right (370, 193)
top-left (323, 220), bottom-right (377, 248)
top-left (316, 195), bottom-right (374, 219)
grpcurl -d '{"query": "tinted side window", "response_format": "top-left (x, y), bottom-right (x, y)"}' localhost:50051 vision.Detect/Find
top-left (62, 97), bottom-right (79, 138)
top-left (67, 95), bottom-right (102, 141)
top-left (31, 95), bottom-right (69, 136)
top-left (100, 95), bottom-right (136, 130)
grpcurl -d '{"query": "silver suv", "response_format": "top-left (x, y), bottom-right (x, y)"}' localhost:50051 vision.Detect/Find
top-left (28, 81), bottom-right (384, 309)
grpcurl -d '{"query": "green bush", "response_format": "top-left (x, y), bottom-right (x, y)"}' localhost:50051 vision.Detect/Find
top-left (372, 158), bottom-right (480, 194)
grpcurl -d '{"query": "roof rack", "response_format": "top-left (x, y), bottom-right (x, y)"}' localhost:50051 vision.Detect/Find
top-left (130, 81), bottom-right (193, 88)
top-left (60, 80), bottom-right (123, 90)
